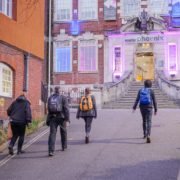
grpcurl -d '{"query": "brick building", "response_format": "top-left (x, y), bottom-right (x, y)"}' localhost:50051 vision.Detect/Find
top-left (0, 0), bottom-right (45, 119)
top-left (51, 0), bottom-right (180, 96)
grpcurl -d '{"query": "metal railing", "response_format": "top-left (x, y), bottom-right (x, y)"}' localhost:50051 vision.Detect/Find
top-left (50, 85), bottom-right (85, 108)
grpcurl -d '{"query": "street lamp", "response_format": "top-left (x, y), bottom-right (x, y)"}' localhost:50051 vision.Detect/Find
top-left (48, 0), bottom-right (52, 98)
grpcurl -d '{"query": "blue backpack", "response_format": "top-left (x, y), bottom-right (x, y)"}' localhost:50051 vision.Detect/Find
top-left (139, 88), bottom-right (151, 105)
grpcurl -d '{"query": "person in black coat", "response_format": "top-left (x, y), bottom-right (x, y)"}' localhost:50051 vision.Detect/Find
top-left (133, 80), bottom-right (157, 143)
top-left (76, 88), bottom-right (97, 144)
top-left (7, 93), bottom-right (32, 155)
top-left (47, 87), bottom-right (70, 156)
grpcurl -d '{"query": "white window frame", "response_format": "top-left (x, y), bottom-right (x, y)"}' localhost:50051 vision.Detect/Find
top-left (54, 41), bottom-right (72, 73)
top-left (148, 0), bottom-right (169, 16)
top-left (78, 0), bottom-right (98, 20)
top-left (0, 63), bottom-right (13, 97)
top-left (0, 0), bottom-right (12, 18)
top-left (78, 39), bottom-right (98, 72)
top-left (54, 0), bottom-right (72, 22)
top-left (121, 0), bottom-right (140, 17)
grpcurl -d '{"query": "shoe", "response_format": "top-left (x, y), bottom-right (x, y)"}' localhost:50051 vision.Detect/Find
top-left (17, 150), bottom-right (25, 155)
top-left (62, 145), bottom-right (67, 151)
top-left (146, 137), bottom-right (151, 143)
top-left (143, 135), bottom-right (147, 139)
top-left (49, 152), bottom-right (54, 156)
top-left (8, 146), bottom-right (14, 155)
top-left (85, 137), bottom-right (89, 144)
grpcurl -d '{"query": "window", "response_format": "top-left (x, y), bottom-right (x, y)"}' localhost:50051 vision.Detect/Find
top-left (54, 0), bottom-right (72, 21)
top-left (54, 41), bottom-right (72, 72)
top-left (122, 0), bottom-right (140, 17)
top-left (148, 0), bottom-right (169, 15)
top-left (168, 43), bottom-right (178, 74)
top-left (0, 63), bottom-right (13, 97)
top-left (0, 0), bottom-right (12, 17)
top-left (79, 40), bottom-right (97, 72)
top-left (171, 1), bottom-right (180, 27)
top-left (79, 0), bottom-right (98, 20)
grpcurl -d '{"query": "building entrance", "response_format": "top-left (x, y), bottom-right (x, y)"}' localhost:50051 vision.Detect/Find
top-left (135, 43), bottom-right (154, 81)
top-left (135, 52), bottom-right (154, 81)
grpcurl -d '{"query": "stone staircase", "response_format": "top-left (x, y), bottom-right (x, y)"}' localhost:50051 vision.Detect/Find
top-left (103, 81), bottom-right (180, 109)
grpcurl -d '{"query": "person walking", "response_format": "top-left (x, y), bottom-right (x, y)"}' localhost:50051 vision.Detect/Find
top-left (47, 87), bottom-right (70, 156)
top-left (76, 88), bottom-right (97, 144)
top-left (133, 80), bottom-right (157, 143)
top-left (7, 92), bottom-right (32, 155)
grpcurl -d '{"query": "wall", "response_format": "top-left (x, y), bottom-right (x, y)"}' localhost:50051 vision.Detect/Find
top-left (0, 0), bottom-right (44, 59)
top-left (52, 0), bottom-right (122, 86)
top-left (0, 43), bottom-right (43, 119)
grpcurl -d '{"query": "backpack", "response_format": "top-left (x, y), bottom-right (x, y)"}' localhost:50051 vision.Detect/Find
top-left (139, 88), bottom-right (151, 105)
top-left (79, 95), bottom-right (93, 111)
top-left (48, 94), bottom-right (62, 114)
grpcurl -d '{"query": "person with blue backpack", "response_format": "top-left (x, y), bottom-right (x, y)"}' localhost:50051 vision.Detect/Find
top-left (133, 80), bottom-right (157, 143)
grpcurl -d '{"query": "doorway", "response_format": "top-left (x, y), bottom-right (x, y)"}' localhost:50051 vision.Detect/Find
top-left (135, 52), bottom-right (154, 81)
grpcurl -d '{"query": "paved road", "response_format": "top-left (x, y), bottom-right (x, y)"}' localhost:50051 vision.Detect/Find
top-left (0, 109), bottom-right (180, 180)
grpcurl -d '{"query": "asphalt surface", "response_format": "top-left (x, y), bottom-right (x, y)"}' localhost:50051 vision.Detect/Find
top-left (0, 109), bottom-right (180, 180)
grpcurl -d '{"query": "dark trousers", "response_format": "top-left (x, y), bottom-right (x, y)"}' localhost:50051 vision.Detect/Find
top-left (48, 118), bottom-right (67, 153)
top-left (140, 108), bottom-right (153, 137)
top-left (9, 122), bottom-right (26, 151)
top-left (84, 117), bottom-right (93, 136)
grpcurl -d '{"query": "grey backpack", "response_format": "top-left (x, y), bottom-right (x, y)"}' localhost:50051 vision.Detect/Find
top-left (48, 94), bottom-right (62, 114)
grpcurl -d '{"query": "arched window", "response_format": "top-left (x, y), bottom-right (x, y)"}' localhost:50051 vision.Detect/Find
top-left (0, 63), bottom-right (13, 97)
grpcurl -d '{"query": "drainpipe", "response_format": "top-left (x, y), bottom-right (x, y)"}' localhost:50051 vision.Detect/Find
top-left (48, 0), bottom-right (52, 98)
top-left (23, 53), bottom-right (29, 92)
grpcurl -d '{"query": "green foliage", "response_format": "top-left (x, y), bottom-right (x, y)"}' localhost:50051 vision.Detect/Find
top-left (26, 118), bottom-right (45, 135)
top-left (0, 118), bottom-right (45, 146)
top-left (0, 128), bottom-right (7, 145)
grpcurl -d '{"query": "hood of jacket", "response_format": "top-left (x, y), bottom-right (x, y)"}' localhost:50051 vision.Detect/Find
top-left (16, 95), bottom-right (27, 102)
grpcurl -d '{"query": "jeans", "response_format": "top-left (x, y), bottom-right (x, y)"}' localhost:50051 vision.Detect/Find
top-left (48, 117), bottom-right (67, 153)
top-left (140, 108), bottom-right (153, 137)
top-left (84, 117), bottom-right (93, 136)
top-left (9, 122), bottom-right (26, 151)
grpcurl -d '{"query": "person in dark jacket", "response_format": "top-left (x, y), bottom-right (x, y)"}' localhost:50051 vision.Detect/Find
top-left (7, 93), bottom-right (32, 155)
top-left (76, 88), bottom-right (97, 144)
top-left (133, 80), bottom-right (157, 143)
top-left (47, 87), bottom-right (70, 156)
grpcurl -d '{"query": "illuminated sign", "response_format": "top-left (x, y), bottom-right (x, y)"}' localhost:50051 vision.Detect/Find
top-left (71, 20), bottom-right (79, 35)
top-left (124, 34), bottom-right (164, 43)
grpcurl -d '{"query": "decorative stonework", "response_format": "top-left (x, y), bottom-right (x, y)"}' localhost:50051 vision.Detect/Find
top-left (120, 10), bottom-right (167, 33)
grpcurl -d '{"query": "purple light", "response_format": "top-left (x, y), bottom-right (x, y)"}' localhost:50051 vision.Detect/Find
top-left (168, 43), bottom-right (178, 74)
top-left (113, 46), bottom-right (122, 75)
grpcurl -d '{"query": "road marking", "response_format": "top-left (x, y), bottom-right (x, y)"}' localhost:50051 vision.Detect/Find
top-left (177, 169), bottom-right (180, 180)
top-left (0, 128), bottom-right (49, 168)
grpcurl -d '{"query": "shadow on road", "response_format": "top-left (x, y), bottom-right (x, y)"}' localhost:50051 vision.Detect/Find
top-left (68, 137), bottom-right (145, 145)
top-left (85, 159), bottom-right (180, 180)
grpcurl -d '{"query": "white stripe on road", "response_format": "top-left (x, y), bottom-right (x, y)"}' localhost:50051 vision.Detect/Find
top-left (0, 128), bottom-right (49, 168)
top-left (177, 169), bottom-right (180, 180)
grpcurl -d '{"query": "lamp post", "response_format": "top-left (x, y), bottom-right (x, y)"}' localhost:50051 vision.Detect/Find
top-left (48, 0), bottom-right (52, 98)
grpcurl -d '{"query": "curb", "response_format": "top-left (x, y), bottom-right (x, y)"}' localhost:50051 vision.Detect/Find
top-left (0, 120), bottom-right (46, 153)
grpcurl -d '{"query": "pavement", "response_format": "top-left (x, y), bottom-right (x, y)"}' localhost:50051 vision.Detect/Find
top-left (0, 109), bottom-right (180, 180)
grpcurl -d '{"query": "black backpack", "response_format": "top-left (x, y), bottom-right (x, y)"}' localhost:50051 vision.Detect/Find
top-left (48, 94), bottom-right (62, 114)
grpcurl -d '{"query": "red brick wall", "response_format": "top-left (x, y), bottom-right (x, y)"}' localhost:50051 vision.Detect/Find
top-left (52, 0), bottom-right (121, 85)
top-left (0, 43), bottom-right (44, 120)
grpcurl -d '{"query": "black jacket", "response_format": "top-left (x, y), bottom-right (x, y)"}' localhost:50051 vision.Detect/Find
top-left (48, 93), bottom-right (70, 121)
top-left (76, 95), bottom-right (97, 118)
top-left (133, 88), bottom-right (157, 113)
top-left (7, 95), bottom-right (32, 124)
